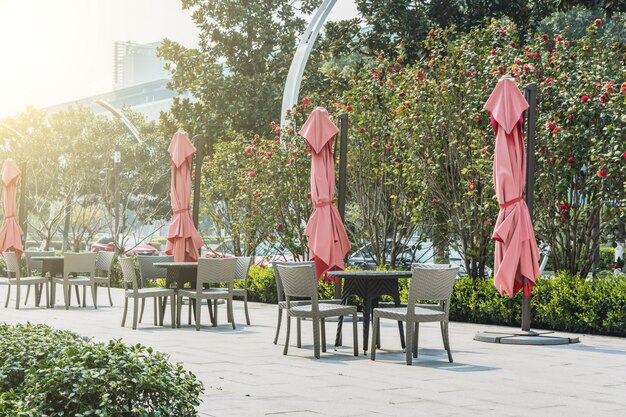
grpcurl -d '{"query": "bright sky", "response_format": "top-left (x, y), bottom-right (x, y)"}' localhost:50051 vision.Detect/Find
top-left (0, 0), bottom-right (358, 118)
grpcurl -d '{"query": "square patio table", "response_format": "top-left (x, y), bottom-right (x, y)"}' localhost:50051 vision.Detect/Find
top-left (327, 270), bottom-right (411, 354)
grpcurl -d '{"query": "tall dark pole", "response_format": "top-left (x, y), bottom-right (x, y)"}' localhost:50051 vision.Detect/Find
top-left (113, 145), bottom-right (121, 250)
top-left (334, 113), bottom-right (348, 299)
top-left (191, 135), bottom-right (206, 229)
top-left (18, 164), bottom-right (28, 248)
top-left (522, 83), bottom-right (537, 332)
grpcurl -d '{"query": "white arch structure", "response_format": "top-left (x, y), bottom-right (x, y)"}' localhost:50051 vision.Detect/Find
top-left (281, 0), bottom-right (337, 127)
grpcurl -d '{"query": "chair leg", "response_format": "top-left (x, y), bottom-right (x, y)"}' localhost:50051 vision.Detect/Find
top-left (154, 297), bottom-right (158, 325)
top-left (195, 297), bottom-right (201, 331)
top-left (352, 312), bottom-right (359, 356)
top-left (132, 297), bottom-right (139, 330)
top-left (139, 298), bottom-right (146, 323)
top-left (107, 283), bottom-right (113, 306)
top-left (176, 295), bottom-right (183, 328)
top-left (442, 321), bottom-right (453, 363)
top-left (414, 322), bottom-right (419, 358)
top-left (79, 285), bottom-right (85, 307)
top-left (405, 321), bottom-right (413, 366)
top-left (5, 285), bottom-right (11, 308)
top-left (212, 299), bottom-right (218, 327)
top-left (207, 299), bottom-right (215, 324)
top-left (15, 285), bottom-right (20, 309)
top-left (370, 315), bottom-right (378, 361)
top-left (228, 298), bottom-right (236, 330)
top-left (121, 297), bottom-right (128, 327)
top-left (274, 308), bottom-right (282, 345)
top-left (296, 318), bottom-right (301, 348)
top-left (312, 317), bottom-right (321, 359)
top-left (50, 283), bottom-right (55, 307)
top-left (159, 297), bottom-right (166, 326)
top-left (283, 315), bottom-right (291, 355)
top-left (243, 294), bottom-right (250, 325)
top-left (64, 286), bottom-right (70, 310)
top-left (24, 284), bottom-right (30, 305)
top-left (44, 282), bottom-right (49, 308)
top-left (170, 294), bottom-right (176, 328)
top-left (321, 318), bottom-right (327, 352)
top-left (188, 299), bottom-right (193, 325)
top-left (91, 284), bottom-right (97, 309)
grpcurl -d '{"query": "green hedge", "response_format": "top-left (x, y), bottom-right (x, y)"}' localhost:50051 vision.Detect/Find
top-left (450, 273), bottom-right (626, 337)
top-left (0, 323), bottom-right (204, 416)
top-left (242, 267), bottom-right (626, 337)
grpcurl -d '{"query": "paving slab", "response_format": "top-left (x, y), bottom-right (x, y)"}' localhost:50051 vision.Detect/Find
top-left (0, 286), bottom-right (625, 416)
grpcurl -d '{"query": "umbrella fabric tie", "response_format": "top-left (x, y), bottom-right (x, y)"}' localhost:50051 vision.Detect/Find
top-left (314, 201), bottom-right (333, 209)
top-left (499, 196), bottom-right (523, 209)
top-left (174, 208), bottom-right (189, 214)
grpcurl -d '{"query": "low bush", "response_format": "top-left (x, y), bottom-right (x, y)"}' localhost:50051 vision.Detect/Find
top-left (450, 273), bottom-right (626, 337)
top-left (0, 323), bottom-right (204, 416)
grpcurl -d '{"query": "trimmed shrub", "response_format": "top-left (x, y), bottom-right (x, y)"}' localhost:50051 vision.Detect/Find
top-left (450, 273), bottom-right (626, 337)
top-left (0, 323), bottom-right (204, 416)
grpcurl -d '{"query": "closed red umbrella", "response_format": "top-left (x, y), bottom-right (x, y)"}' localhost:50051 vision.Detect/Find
top-left (300, 108), bottom-right (351, 280)
top-left (0, 159), bottom-right (23, 258)
top-left (484, 77), bottom-right (540, 297)
top-left (165, 131), bottom-right (205, 262)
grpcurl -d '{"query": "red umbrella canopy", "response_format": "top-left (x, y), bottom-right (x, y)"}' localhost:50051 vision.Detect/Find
top-left (165, 131), bottom-right (205, 262)
top-left (484, 77), bottom-right (540, 297)
top-left (300, 108), bottom-right (351, 281)
top-left (0, 159), bottom-right (23, 258)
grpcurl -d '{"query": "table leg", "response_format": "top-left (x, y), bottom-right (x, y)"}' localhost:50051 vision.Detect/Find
top-left (334, 291), bottom-right (350, 348)
top-left (393, 292), bottom-right (406, 349)
top-left (362, 296), bottom-right (372, 355)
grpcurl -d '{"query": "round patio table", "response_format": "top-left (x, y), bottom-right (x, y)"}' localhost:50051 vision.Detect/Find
top-left (327, 270), bottom-right (411, 354)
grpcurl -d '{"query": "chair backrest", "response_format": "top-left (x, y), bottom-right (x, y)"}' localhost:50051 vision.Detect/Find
top-left (3, 252), bottom-right (21, 279)
top-left (118, 257), bottom-right (139, 291)
top-left (24, 250), bottom-right (55, 275)
top-left (95, 251), bottom-right (115, 275)
top-left (234, 256), bottom-right (253, 286)
top-left (137, 255), bottom-right (173, 286)
top-left (63, 252), bottom-right (97, 279)
top-left (196, 258), bottom-right (238, 290)
top-left (272, 261), bottom-right (315, 302)
top-left (274, 262), bottom-right (318, 305)
top-left (408, 263), bottom-right (459, 313)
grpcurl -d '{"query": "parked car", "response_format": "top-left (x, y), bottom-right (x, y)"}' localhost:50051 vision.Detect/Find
top-left (91, 235), bottom-right (159, 256)
top-left (347, 240), bottom-right (434, 270)
top-left (204, 240), bottom-right (294, 266)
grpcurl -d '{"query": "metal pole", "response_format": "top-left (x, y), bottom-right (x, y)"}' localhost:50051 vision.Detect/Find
top-left (192, 135), bottom-right (206, 229)
top-left (522, 83), bottom-right (537, 332)
top-left (336, 113), bottom-right (348, 221)
top-left (334, 113), bottom-right (348, 300)
top-left (18, 165), bottom-right (28, 248)
top-left (114, 145), bottom-right (121, 251)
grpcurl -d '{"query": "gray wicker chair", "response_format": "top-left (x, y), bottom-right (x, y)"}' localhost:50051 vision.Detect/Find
top-left (177, 257), bottom-right (238, 331)
top-left (22, 250), bottom-right (55, 305)
top-left (272, 261), bottom-right (341, 346)
top-left (232, 256), bottom-right (253, 325)
top-left (371, 263), bottom-right (458, 365)
top-left (275, 262), bottom-right (358, 359)
top-left (119, 257), bottom-right (176, 330)
top-left (94, 251), bottom-right (115, 306)
top-left (137, 255), bottom-right (173, 325)
top-left (2, 251), bottom-right (49, 309)
top-left (51, 252), bottom-right (98, 310)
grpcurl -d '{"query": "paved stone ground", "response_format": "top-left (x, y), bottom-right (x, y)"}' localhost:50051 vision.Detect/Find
top-left (1, 285), bottom-right (625, 417)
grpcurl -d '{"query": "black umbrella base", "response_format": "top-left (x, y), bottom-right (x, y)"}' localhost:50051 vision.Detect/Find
top-left (474, 330), bottom-right (579, 345)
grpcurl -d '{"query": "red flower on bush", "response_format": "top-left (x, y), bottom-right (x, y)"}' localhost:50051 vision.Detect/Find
top-left (603, 82), bottom-right (615, 93)
top-left (302, 97), bottom-right (311, 104)
top-left (596, 169), bottom-right (607, 178)
top-left (346, 105), bottom-right (352, 112)
top-left (599, 93), bottom-right (609, 103)
top-left (361, 95), bottom-right (368, 101)
top-left (241, 186), bottom-right (247, 193)
top-left (498, 66), bottom-right (505, 75)
top-left (245, 146), bottom-right (253, 154)
top-left (491, 48), bottom-right (496, 56)
top-left (581, 95), bottom-right (589, 103)
top-left (558, 204), bottom-right (570, 211)
top-left (547, 121), bottom-right (555, 131)
top-left (542, 34), bottom-right (549, 40)
top-left (559, 214), bottom-right (568, 222)
top-left (248, 171), bottom-right (256, 178)
top-left (567, 156), bottom-right (576, 164)
top-left (417, 71), bottom-right (425, 79)
top-left (621, 82), bottom-right (626, 95)
top-left (431, 198), bottom-right (439, 204)
top-left (595, 19), bottom-right (602, 26)
top-left (359, 127), bottom-right (366, 133)
top-left (555, 34), bottom-right (562, 42)
top-left (545, 78), bottom-right (553, 84)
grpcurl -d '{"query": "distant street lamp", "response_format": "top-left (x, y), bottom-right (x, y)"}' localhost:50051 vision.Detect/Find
top-left (0, 123), bottom-right (29, 247)
top-left (95, 99), bottom-right (142, 249)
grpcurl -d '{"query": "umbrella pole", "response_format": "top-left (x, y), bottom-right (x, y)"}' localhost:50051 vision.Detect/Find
top-left (522, 84), bottom-right (537, 332)
top-left (334, 113), bottom-right (349, 300)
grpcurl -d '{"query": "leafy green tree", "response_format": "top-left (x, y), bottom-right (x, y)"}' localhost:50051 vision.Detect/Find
top-left (158, 0), bottom-right (322, 141)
